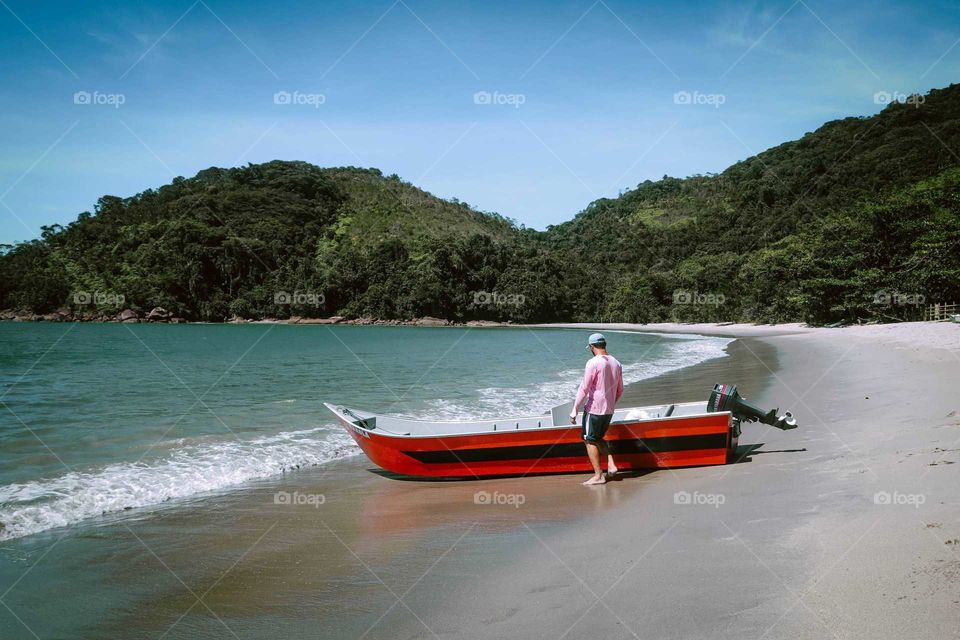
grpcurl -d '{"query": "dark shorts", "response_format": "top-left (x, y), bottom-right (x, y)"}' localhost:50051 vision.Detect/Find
top-left (581, 412), bottom-right (613, 443)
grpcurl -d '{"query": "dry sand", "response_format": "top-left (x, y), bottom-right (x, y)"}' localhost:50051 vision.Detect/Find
top-left (98, 322), bottom-right (959, 639)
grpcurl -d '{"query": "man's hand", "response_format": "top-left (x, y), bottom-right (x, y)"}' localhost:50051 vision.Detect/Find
top-left (569, 414), bottom-right (577, 424)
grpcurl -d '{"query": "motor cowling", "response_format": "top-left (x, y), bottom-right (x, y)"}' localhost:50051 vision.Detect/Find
top-left (707, 383), bottom-right (797, 430)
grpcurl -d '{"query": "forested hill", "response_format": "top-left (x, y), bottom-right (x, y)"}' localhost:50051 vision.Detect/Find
top-left (0, 163), bottom-right (568, 322)
top-left (2, 84), bottom-right (960, 325)
top-left (547, 83), bottom-right (960, 323)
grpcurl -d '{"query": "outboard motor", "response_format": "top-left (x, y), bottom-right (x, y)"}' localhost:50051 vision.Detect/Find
top-left (707, 383), bottom-right (797, 430)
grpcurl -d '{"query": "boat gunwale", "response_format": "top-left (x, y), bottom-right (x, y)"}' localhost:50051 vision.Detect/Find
top-left (324, 402), bottom-right (732, 440)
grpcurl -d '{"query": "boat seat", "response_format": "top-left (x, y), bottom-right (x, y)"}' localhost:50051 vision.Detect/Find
top-left (343, 408), bottom-right (377, 430)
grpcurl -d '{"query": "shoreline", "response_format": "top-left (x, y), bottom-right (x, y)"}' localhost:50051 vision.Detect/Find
top-left (0, 308), bottom-right (509, 327)
top-left (537, 319), bottom-right (959, 351)
top-left (7, 310), bottom-right (956, 341)
top-left (3, 323), bottom-right (958, 638)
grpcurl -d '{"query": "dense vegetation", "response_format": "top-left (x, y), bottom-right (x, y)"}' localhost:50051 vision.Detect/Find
top-left (2, 84), bottom-right (960, 324)
top-left (549, 83), bottom-right (960, 324)
top-left (0, 164), bottom-right (570, 322)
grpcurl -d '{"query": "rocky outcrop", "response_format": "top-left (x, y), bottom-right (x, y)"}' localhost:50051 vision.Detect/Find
top-left (290, 316), bottom-right (343, 324)
top-left (146, 307), bottom-right (173, 322)
top-left (414, 316), bottom-right (451, 326)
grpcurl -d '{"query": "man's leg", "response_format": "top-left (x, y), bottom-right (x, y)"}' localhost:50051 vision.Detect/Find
top-left (586, 442), bottom-right (603, 474)
top-left (582, 413), bottom-right (606, 485)
top-left (598, 440), bottom-right (618, 474)
top-left (584, 442), bottom-right (606, 484)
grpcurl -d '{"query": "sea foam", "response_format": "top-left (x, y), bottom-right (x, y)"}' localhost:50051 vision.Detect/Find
top-left (415, 334), bottom-right (731, 420)
top-left (0, 427), bottom-right (358, 540)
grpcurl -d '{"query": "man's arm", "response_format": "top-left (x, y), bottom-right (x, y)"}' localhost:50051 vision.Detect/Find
top-left (570, 361), bottom-right (596, 419)
top-left (615, 363), bottom-right (624, 402)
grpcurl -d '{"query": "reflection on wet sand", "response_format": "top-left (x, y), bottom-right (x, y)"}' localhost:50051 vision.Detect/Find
top-left (89, 453), bottom-right (656, 637)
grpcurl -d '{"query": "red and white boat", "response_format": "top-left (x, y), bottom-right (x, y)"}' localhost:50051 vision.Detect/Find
top-left (325, 384), bottom-right (797, 479)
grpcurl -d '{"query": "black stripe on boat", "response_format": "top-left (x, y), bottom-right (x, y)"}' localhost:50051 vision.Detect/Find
top-left (403, 433), bottom-right (728, 464)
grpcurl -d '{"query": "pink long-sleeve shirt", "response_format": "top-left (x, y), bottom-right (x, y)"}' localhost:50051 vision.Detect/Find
top-left (571, 354), bottom-right (624, 417)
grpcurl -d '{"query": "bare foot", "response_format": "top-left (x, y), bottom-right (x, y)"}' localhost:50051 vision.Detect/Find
top-left (582, 475), bottom-right (607, 486)
top-left (607, 462), bottom-right (619, 475)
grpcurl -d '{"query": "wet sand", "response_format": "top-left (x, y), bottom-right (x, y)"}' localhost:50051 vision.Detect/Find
top-left (13, 324), bottom-right (957, 639)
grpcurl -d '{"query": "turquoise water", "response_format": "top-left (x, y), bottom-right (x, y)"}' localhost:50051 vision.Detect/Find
top-left (0, 323), bottom-right (729, 540)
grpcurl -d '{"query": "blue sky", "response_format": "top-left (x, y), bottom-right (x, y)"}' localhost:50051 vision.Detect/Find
top-left (1, 0), bottom-right (958, 243)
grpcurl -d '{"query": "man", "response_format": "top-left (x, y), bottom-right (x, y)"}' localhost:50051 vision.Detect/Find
top-left (570, 332), bottom-right (624, 485)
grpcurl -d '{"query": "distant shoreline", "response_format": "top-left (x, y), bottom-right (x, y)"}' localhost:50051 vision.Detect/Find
top-left (534, 319), bottom-right (958, 351)
top-left (4, 311), bottom-right (957, 349)
top-left (0, 309), bottom-right (511, 328)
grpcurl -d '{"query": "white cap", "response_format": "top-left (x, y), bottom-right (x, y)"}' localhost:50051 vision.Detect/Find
top-left (587, 332), bottom-right (606, 348)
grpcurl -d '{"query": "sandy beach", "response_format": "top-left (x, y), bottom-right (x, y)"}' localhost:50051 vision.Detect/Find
top-left (423, 321), bottom-right (958, 639)
top-left (25, 321), bottom-right (943, 639)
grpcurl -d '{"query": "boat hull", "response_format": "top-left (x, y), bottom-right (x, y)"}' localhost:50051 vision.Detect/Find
top-left (333, 412), bottom-right (735, 479)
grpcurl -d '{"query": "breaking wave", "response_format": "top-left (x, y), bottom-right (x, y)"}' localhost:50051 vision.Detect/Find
top-left (0, 427), bottom-right (358, 541)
